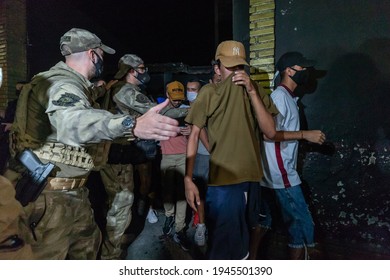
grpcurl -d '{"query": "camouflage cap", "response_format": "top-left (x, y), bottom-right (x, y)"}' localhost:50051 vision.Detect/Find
top-left (114, 54), bottom-right (144, 80)
top-left (60, 28), bottom-right (115, 56)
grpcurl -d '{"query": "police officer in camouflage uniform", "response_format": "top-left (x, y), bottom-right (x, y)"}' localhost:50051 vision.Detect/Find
top-left (8, 28), bottom-right (180, 260)
top-left (99, 54), bottom-right (188, 259)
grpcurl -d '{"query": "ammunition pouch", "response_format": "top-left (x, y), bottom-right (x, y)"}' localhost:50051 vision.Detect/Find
top-left (33, 142), bottom-right (95, 170)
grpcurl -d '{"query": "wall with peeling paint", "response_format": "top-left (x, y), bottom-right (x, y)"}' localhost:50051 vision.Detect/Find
top-left (274, 0), bottom-right (390, 258)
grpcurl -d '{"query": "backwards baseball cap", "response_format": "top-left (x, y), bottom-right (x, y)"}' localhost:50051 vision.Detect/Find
top-left (60, 28), bottom-right (115, 56)
top-left (215, 40), bottom-right (249, 68)
top-left (276, 52), bottom-right (316, 72)
top-left (114, 54), bottom-right (144, 80)
top-left (166, 81), bottom-right (185, 100)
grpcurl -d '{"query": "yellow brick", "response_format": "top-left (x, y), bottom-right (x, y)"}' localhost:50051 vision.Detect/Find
top-left (251, 57), bottom-right (274, 65)
top-left (250, 0), bottom-right (274, 7)
top-left (250, 11), bottom-right (275, 21)
top-left (251, 41), bottom-right (275, 50)
top-left (249, 48), bottom-right (274, 57)
top-left (253, 3), bottom-right (275, 11)
top-left (250, 38), bottom-right (275, 48)
top-left (257, 35), bottom-right (274, 43)
top-left (250, 18), bottom-right (274, 29)
top-left (251, 72), bottom-right (273, 81)
top-left (251, 28), bottom-right (274, 37)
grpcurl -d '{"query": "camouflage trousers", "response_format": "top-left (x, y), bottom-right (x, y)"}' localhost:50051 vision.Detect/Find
top-left (23, 187), bottom-right (100, 259)
top-left (0, 176), bottom-right (34, 260)
top-left (99, 163), bottom-right (134, 260)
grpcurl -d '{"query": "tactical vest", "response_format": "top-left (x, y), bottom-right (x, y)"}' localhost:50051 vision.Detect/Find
top-left (10, 66), bottom-right (105, 170)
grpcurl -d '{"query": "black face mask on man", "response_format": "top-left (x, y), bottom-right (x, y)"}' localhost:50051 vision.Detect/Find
top-left (134, 70), bottom-right (150, 84)
top-left (289, 68), bottom-right (309, 85)
top-left (92, 51), bottom-right (104, 78)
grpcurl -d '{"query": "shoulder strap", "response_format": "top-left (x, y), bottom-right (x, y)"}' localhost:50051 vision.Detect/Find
top-left (10, 82), bottom-right (41, 155)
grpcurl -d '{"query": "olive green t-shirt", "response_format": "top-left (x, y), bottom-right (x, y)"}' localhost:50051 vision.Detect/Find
top-left (185, 74), bottom-right (278, 186)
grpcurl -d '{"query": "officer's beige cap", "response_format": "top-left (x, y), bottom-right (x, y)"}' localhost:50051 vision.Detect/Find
top-left (114, 54), bottom-right (144, 80)
top-left (215, 40), bottom-right (249, 68)
top-left (60, 28), bottom-right (115, 56)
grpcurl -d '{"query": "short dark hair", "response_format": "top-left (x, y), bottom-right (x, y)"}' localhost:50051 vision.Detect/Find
top-left (187, 75), bottom-right (201, 84)
top-left (211, 59), bottom-right (220, 67)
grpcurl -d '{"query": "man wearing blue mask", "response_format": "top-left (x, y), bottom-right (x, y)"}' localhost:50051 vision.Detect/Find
top-left (186, 78), bottom-right (201, 103)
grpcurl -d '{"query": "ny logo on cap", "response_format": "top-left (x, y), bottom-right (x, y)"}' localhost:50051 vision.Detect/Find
top-left (232, 46), bottom-right (240, 56)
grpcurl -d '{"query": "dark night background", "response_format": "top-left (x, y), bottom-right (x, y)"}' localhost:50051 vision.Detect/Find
top-left (26, 0), bottom-right (219, 78)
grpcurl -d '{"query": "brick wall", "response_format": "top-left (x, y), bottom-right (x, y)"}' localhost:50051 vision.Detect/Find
top-left (0, 0), bottom-right (27, 110)
top-left (249, 0), bottom-right (275, 93)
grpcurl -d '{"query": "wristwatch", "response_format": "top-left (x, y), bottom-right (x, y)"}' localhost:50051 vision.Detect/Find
top-left (122, 116), bottom-right (136, 135)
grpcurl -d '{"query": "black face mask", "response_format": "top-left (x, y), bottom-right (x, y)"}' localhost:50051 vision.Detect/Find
top-left (289, 68), bottom-right (309, 85)
top-left (92, 51), bottom-right (104, 79)
top-left (135, 70), bottom-right (150, 84)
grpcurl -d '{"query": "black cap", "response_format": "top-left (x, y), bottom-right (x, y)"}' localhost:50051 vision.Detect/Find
top-left (276, 52), bottom-right (316, 72)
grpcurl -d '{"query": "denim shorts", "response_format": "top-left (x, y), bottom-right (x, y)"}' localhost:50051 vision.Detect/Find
top-left (206, 182), bottom-right (258, 260)
top-left (259, 185), bottom-right (315, 248)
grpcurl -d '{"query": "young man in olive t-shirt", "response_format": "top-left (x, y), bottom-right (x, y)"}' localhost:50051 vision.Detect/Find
top-left (184, 40), bottom-right (278, 259)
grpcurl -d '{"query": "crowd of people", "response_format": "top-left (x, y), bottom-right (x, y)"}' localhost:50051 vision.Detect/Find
top-left (0, 27), bottom-right (326, 260)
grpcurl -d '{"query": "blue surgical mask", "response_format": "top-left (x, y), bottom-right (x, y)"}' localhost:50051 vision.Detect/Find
top-left (186, 91), bottom-right (198, 102)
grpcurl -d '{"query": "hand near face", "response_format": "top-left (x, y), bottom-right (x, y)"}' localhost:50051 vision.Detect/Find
top-left (231, 70), bottom-right (255, 93)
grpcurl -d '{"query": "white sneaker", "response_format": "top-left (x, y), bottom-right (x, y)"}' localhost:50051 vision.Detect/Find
top-left (146, 208), bottom-right (158, 224)
top-left (194, 223), bottom-right (206, 246)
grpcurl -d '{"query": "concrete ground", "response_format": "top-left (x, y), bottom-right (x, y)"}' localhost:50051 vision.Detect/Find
top-left (123, 206), bottom-right (374, 260)
top-left (87, 170), bottom-right (207, 260)
top-left (124, 207), bottom-right (207, 260)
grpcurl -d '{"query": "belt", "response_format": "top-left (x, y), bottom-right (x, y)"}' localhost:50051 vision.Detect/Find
top-left (46, 177), bottom-right (87, 191)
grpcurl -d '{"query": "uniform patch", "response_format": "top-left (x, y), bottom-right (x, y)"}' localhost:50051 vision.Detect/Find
top-left (136, 94), bottom-right (150, 103)
top-left (52, 93), bottom-right (81, 107)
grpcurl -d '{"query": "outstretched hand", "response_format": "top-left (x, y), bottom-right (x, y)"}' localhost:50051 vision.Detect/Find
top-left (133, 99), bottom-right (181, 141)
